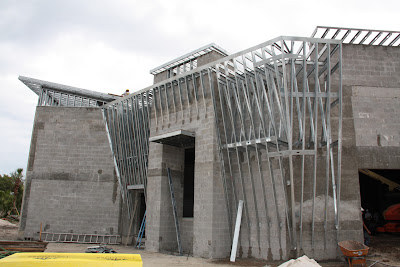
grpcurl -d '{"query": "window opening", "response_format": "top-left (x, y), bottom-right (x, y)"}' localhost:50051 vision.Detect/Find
top-left (183, 147), bottom-right (195, 217)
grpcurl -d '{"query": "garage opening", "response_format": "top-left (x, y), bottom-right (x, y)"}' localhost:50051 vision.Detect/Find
top-left (359, 169), bottom-right (400, 259)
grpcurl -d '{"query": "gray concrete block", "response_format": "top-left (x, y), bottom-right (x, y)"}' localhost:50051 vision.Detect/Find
top-left (20, 107), bottom-right (119, 240)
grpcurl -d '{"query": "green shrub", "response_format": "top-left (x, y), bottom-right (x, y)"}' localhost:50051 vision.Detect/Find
top-left (0, 168), bottom-right (24, 218)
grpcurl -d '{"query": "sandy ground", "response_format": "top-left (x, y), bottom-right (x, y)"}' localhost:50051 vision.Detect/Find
top-left (0, 219), bottom-right (19, 241)
top-left (1, 219), bottom-right (399, 266)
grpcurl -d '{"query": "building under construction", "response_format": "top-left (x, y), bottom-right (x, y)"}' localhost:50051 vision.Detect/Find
top-left (18, 26), bottom-right (400, 260)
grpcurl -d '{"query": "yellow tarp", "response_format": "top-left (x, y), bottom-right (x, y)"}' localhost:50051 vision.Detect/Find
top-left (0, 252), bottom-right (142, 267)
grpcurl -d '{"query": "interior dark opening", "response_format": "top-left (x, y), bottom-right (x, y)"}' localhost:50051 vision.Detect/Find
top-left (139, 192), bottom-right (146, 237)
top-left (183, 147), bottom-right (195, 218)
top-left (359, 169), bottom-right (400, 216)
top-left (359, 169), bottom-right (400, 255)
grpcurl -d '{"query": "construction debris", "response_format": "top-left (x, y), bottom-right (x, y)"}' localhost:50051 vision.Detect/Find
top-left (278, 255), bottom-right (321, 267)
top-left (85, 245), bottom-right (116, 253)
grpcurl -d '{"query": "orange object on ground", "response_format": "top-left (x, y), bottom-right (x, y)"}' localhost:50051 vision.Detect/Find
top-left (376, 226), bottom-right (385, 233)
top-left (378, 204), bottom-right (400, 233)
top-left (338, 240), bottom-right (369, 267)
top-left (383, 222), bottom-right (400, 232)
top-left (383, 204), bottom-right (400, 221)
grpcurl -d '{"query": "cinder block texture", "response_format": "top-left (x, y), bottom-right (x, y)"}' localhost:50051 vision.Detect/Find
top-left (147, 49), bottom-right (231, 258)
top-left (19, 106), bottom-right (119, 240)
top-left (352, 86), bottom-right (400, 148)
top-left (342, 44), bottom-right (400, 88)
top-left (19, 42), bottom-right (400, 263)
top-left (145, 95), bottom-right (230, 258)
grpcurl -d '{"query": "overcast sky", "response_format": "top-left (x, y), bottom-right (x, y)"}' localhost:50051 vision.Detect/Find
top-left (0, 0), bottom-right (399, 176)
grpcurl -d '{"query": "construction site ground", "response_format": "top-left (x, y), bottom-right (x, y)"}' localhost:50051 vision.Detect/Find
top-left (1, 219), bottom-right (399, 266)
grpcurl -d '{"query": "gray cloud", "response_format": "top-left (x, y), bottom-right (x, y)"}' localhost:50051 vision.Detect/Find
top-left (0, 0), bottom-right (195, 58)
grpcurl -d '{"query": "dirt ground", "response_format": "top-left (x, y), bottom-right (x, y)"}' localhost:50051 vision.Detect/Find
top-left (1, 219), bottom-right (399, 266)
top-left (0, 219), bottom-right (19, 241)
top-left (366, 234), bottom-right (400, 266)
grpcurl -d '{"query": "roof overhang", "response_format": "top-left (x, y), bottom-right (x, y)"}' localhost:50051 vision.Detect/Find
top-left (149, 43), bottom-right (229, 75)
top-left (149, 130), bottom-right (195, 148)
top-left (312, 26), bottom-right (400, 46)
top-left (19, 76), bottom-right (119, 103)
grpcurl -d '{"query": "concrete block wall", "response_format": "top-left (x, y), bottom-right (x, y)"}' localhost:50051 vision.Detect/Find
top-left (225, 151), bottom-right (288, 260)
top-left (147, 71), bottom-right (289, 260)
top-left (147, 48), bottom-right (230, 257)
top-left (295, 44), bottom-right (400, 260)
top-left (343, 43), bottom-right (400, 169)
top-left (19, 106), bottom-right (120, 240)
top-left (146, 143), bottom-right (186, 252)
top-left (145, 43), bottom-right (400, 261)
top-left (145, 78), bottom-right (231, 258)
top-left (17, 41), bottom-right (399, 261)
top-left (308, 43), bottom-right (400, 259)
top-left (342, 44), bottom-right (400, 88)
top-left (340, 43), bottom-right (400, 245)
top-left (220, 43), bottom-right (400, 260)
top-left (289, 82), bottom-right (364, 260)
top-left (352, 86), bottom-right (400, 148)
top-left (351, 85), bottom-right (400, 168)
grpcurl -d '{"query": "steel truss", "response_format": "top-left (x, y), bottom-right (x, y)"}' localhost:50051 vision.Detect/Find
top-left (209, 37), bottom-right (343, 253)
top-left (150, 43), bottom-right (228, 75)
top-left (102, 36), bottom-right (343, 253)
top-left (19, 76), bottom-right (117, 107)
top-left (312, 26), bottom-right (400, 47)
top-left (102, 91), bottom-right (153, 219)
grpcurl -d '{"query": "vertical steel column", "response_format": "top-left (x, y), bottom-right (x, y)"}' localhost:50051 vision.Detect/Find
top-left (211, 68), bottom-right (251, 246)
top-left (336, 44), bottom-right (343, 244)
top-left (279, 40), bottom-right (297, 250)
top-left (206, 69), bottom-right (233, 240)
top-left (311, 43), bottom-right (320, 248)
top-left (299, 41), bottom-right (307, 250)
top-left (102, 108), bottom-right (125, 202)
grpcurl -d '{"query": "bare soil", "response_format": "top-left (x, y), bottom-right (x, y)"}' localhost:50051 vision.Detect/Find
top-left (1, 220), bottom-right (399, 266)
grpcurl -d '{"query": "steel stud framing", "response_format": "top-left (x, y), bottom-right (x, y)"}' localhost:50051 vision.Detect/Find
top-left (101, 36), bottom-right (343, 254)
